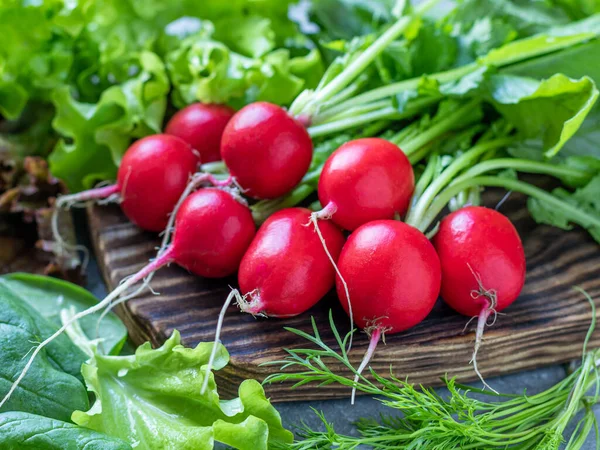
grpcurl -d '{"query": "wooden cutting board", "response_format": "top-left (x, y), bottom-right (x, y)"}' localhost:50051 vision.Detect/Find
top-left (87, 188), bottom-right (600, 401)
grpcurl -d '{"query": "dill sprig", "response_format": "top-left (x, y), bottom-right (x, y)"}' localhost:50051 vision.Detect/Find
top-left (265, 291), bottom-right (600, 450)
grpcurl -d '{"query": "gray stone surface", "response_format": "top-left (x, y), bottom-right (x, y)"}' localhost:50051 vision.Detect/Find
top-left (74, 211), bottom-right (597, 449)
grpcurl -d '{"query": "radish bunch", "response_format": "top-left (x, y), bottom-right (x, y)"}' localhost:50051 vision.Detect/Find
top-left (9, 0), bottom-right (590, 410)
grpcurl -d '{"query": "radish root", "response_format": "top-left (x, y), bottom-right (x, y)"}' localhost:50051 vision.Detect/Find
top-left (307, 204), bottom-right (354, 352)
top-left (351, 325), bottom-right (384, 405)
top-left (51, 184), bottom-right (120, 272)
top-left (200, 288), bottom-right (243, 395)
top-left (236, 289), bottom-right (268, 318)
top-left (0, 247), bottom-right (175, 409)
top-left (467, 263), bottom-right (499, 394)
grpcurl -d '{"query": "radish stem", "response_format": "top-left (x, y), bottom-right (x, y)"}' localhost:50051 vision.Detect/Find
top-left (322, 63), bottom-right (478, 119)
top-left (406, 137), bottom-right (516, 227)
top-left (420, 176), bottom-right (600, 232)
top-left (291, 0), bottom-right (441, 117)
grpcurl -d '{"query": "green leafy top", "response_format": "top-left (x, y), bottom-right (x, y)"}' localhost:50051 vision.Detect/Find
top-left (72, 330), bottom-right (293, 450)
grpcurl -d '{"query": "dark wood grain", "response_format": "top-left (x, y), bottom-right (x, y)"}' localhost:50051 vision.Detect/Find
top-left (87, 188), bottom-right (600, 401)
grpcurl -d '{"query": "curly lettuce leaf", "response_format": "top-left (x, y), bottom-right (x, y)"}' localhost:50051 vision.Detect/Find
top-left (0, 0), bottom-right (83, 118)
top-left (72, 331), bottom-right (293, 450)
top-left (0, 412), bottom-right (132, 450)
top-left (167, 34), bottom-right (323, 108)
top-left (306, 0), bottom-right (398, 41)
top-left (49, 52), bottom-right (169, 192)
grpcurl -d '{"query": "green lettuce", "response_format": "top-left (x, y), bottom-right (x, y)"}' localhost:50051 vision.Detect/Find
top-left (72, 331), bottom-right (293, 450)
top-left (167, 36), bottom-right (323, 109)
top-left (0, 0), bottom-right (318, 192)
top-left (48, 52), bottom-right (169, 192)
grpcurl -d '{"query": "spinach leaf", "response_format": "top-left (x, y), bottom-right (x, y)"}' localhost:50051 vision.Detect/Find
top-left (0, 273), bottom-right (127, 355)
top-left (0, 285), bottom-right (88, 421)
top-left (0, 411), bottom-right (131, 450)
top-left (72, 330), bottom-right (293, 450)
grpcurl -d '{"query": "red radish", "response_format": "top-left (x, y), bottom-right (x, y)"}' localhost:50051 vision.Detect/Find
top-left (336, 220), bottom-right (441, 403)
top-left (199, 207), bottom-right (345, 395)
top-left (1, 187), bottom-right (256, 410)
top-left (54, 134), bottom-right (200, 233)
top-left (237, 207), bottom-right (346, 318)
top-left (165, 103), bottom-right (235, 163)
top-left (316, 138), bottom-right (414, 231)
top-left (432, 206), bottom-right (525, 390)
top-left (308, 138), bottom-right (415, 348)
top-left (117, 134), bottom-right (202, 232)
top-left (221, 102), bottom-right (313, 199)
top-left (155, 188), bottom-right (256, 278)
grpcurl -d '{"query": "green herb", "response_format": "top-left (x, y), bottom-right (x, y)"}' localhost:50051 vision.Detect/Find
top-left (266, 293), bottom-right (600, 449)
top-left (69, 326), bottom-right (293, 450)
top-left (0, 411), bottom-right (132, 450)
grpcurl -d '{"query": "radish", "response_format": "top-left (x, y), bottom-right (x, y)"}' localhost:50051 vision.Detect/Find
top-left (221, 102), bottom-right (313, 199)
top-left (165, 103), bottom-right (235, 163)
top-left (53, 134), bottom-right (200, 232)
top-left (336, 220), bottom-right (441, 403)
top-left (308, 138), bottom-right (415, 349)
top-left (199, 207), bottom-right (345, 394)
top-left (1, 187), bottom-right (256, 409)
top-left (432, 206), bottom-right (526, 390)
top-left (315, 138), bottom-right (414, 231)
top-left (237, 207), bottom-right (346, 318)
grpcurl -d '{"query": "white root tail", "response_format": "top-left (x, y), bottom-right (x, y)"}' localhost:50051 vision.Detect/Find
top-left (470, 307), bottom-right (498, 393)
top-left (351, 327), bottom-right (382, 405)
top-left (308, 205), bottom-right (354, 352)
top-left (51, 184), bottom-right (120, 273)
top-left (200, 289), bottom-right (242, 395)
top-left (467, 263), bottom-right (499, 394)
top-left (0, 248), bottom-right (174, 410)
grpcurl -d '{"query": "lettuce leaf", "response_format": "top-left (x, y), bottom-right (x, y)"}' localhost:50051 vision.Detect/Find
top-left (167, 34), bottom-right (323, 109)
top-left (1, 0), bottom-right (317, 192)
top-left (72, 331), bottom-right (293, 450)
top-left (48, 52), bottom-right (169, 192)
